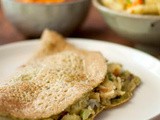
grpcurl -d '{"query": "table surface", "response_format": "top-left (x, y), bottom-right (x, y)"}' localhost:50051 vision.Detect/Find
top-left (0, 5), bottom-right (159, 58)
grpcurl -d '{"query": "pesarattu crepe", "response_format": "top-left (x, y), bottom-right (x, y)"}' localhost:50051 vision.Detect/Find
top-left (0, 30), bottom-right (141, 120)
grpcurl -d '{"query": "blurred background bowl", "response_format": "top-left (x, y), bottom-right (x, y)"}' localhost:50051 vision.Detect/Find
top-left (1, 0), bottom-right (91, 37)
top-left (93, 0), bottom-right (160, 46)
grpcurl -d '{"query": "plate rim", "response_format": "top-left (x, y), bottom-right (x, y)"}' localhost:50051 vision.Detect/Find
top-left (0, 38), bottom-right (159, 63)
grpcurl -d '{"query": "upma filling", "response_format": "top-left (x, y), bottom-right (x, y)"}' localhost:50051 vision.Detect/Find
top-left (44, 63), bottom-right (141, 120)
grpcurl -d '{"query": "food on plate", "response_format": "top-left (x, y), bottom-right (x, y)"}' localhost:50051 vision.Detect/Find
top-left (0, 30), bottom-right (141, 120)
top-left (17, 0), bottom-right (75, 3)
top-left (101, 0), bottom-right (160, 15)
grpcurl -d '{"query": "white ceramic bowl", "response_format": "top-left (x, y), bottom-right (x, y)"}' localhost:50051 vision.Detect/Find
top-left (93, 0), bottom-right (160, 45)
top-left (1, 0), bottom-right (91, 37)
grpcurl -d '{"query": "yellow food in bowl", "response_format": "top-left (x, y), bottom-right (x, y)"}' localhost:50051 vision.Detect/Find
top-left (101, 0), bottom-right (160, 15)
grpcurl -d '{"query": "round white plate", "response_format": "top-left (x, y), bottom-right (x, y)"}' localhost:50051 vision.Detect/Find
top-left (0, 39), bottom-right (160, 120)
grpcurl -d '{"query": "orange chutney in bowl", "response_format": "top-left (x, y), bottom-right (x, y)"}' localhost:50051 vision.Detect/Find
top-left (17, 0), bottom-right (75, 3)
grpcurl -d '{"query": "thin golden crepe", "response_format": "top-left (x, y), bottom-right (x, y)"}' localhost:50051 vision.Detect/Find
top-left (0, 30), bottom-right (107, 119)
top-left (0, 30), bottom-right (141, 120)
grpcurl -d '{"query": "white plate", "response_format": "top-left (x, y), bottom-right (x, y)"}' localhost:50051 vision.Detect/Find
top-left (0, 39), bottom-right (160, 120)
